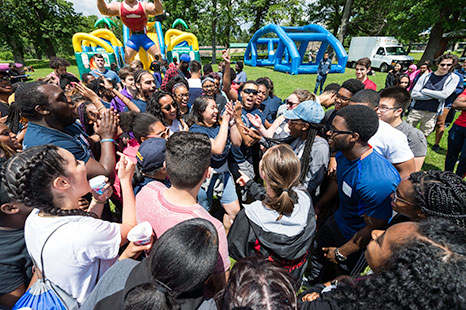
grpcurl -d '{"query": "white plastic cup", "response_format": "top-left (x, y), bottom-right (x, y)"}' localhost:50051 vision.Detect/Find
top-left (127, 221), bottom-right (153, 245)
top-left (89, 175), bottom-right (107, 195)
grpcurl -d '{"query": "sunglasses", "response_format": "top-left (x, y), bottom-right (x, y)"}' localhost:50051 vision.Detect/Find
top-left (163, 103), bottom-right (177, 111)
top-left (393, 189), bottom-right (415, 206)
top-left (242, 88), bottom-right (258, 95)
top-left (146, 127), bottom-right (169, 139)
top-left (439, 63), bottom-right (453, 67)
top-left (285, 99), bottom-right (299, 106)
top-left (0, 76), bottom-right (11, 82)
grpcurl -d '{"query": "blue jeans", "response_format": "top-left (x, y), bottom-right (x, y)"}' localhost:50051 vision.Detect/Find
top-left (446, 123), bottom-right (466, 177)
top-left (314, 73), bottom-right (327, 94)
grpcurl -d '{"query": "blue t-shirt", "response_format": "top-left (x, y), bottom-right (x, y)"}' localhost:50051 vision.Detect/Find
top-left (23, 122), bottom-right (92, 162)
top-left (230, 107), bottom-right (266, 163)
top-left (90, 69), bottom-right (121, 85)
top-left (261, 96), bottom-right (283, 123)
top-left (334, 148), bottom-right (400, 240)
top-left (190, 123), bottom-right (230, 169)
top-left (234, 71), bottom-right (247, 83)
top-left (124, 98), bottom-right (147, 112)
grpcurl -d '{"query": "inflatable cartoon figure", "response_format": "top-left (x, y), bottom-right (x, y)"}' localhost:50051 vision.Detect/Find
top-left (97, 0), bottom-right (163, 63)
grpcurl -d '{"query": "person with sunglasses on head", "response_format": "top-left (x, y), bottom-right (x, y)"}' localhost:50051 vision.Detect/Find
top-left (406, 53), bottom-right (460, 138)
top-left (309, 105), bottom-right (400, 283)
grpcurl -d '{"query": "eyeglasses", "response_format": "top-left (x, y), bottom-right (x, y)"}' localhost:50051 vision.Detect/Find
top-left (242, 88), bottom-right (258, 95)
top-left (327, 126), bottom-right (353, 136)
top-left (393, 189), bottom-right (415, 206)
top-left (335, 93), bottom-right (351, 102)
top-left (285, 99), bottom-right (300, 107)
top-left (0, 76), bottom-right (11, 82)
top-left (162, 103), bottom-right (177, 111)
top-left (439, 63), bottom-right (453, 67)
top-left (377, 106), bottom-right (399, 112)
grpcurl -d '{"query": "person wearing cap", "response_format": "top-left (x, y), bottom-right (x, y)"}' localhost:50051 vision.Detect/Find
top-left (133, 137), bottom-right (168, 194)
top-left (160, 54), bottom-right (191, 91)
top-left (248, 100), bottom-right (329, 201)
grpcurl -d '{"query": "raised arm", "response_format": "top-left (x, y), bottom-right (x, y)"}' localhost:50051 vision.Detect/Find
top-left (116, 153), bottom-right (137, 245)
top-left (142, 0), bottom-right (163, 15)
top-left (222, 50), bottom-right (239, 101)
top-left (97, 0), bottom-right (120, 16)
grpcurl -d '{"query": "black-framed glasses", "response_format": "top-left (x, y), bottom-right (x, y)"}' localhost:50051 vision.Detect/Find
top-left (242, 88), bottom-right (258, 95)
top-left (327, 126), bottom-right (354, 136)
top-left (335, 93), bottom-right (351, 102)
top-left (393, 189), bottom-right (415, 206)
top-left (175, 93), bottom-right (189, 99)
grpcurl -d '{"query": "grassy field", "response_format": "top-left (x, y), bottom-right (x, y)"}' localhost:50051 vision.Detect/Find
top-left (7, 56), bottom-right (453, 172)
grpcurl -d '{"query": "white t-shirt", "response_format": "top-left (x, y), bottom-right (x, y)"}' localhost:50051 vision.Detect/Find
top-left (369, 120), bottom-right (414, 164)
top-left (25, 209), bottom-right (121, 304)
top-left (188, 78), bottom-right (202, 89)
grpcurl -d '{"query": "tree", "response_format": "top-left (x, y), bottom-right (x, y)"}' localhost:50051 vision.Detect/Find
top-left (336, 0), bottom-right (354, 43)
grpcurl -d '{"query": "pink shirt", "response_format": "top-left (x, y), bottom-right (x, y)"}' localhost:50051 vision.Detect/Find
top-left (363, 78), bottom-right (377, 91)
top-left (136, 181), bottom-right (230, 273)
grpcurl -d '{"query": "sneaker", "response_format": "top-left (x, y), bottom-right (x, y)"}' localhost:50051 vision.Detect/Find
top-left (432, 144), bottom-right (440, 152)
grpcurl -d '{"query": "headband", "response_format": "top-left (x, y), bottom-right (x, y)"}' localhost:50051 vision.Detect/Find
top-left (202, 77), bottom-right (216, 85)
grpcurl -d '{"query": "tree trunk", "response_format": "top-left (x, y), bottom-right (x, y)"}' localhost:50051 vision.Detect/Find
top-left (337, 0), bottom-right (354, 43)
top-left (224, 0), bottom-right (232, 49)
top-left (8, 37), bottom-right (25, 64)
top-left (419, 22), bottom-right (445, 64)
top-left (211, 0), bottom-right (217, 64)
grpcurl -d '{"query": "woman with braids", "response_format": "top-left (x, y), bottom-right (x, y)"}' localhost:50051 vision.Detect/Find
top-left (1, 145), bottom-right (144, 304)
top-left (147, 90), bottom-right (188, 136)
top-left (188, 95), bottom-right (242, 230)
top-left (81, 218), bottom-right (219, 310)
top-left (390, 170), bottom-right (466, 228)
top-left (247, 99), bottom-right (328, 202)
top-left (228, 144), bottom-right (316, 288)
top-left (217, 256), bottom-right (298, 310)
top-left (165, 75), bottom-right (190, 121)
top-left (299, 219), bottom-right (466, 309)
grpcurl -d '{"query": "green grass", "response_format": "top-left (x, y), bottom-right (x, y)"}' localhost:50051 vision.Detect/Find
top-left (6, 57), bottom-right (452, 172)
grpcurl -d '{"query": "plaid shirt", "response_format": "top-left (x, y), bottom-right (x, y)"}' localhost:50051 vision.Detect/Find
top-left (161, 67), bottom-right (191, 91)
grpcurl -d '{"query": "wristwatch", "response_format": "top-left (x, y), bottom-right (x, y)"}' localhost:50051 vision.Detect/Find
top-left (334, 248), bottom-right (347, 263)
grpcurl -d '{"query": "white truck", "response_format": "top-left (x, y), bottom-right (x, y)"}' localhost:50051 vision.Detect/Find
top-left (347, 37), bottom-right (414, 72)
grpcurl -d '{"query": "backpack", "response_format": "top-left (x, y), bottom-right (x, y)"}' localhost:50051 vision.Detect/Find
top-left (12, 222), bottom-right (88, 310)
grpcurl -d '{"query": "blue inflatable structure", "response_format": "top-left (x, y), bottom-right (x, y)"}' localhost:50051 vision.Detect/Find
top-left (244, 24), bottom-right (347, 75)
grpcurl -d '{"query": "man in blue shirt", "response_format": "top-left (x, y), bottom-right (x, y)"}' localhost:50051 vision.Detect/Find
top-left (311, 105), bottom-right (400, 282)
top-left (90, 53), bottom-right (121, 86)
top-left (314, 52), bottom-right (332, 95)
top-left (256, 77), bottom-right (282, 123)
top-left (16, 82), bottom-right (117, 180)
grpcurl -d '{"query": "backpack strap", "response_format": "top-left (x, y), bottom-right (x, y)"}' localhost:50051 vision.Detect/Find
top-left (39, 222), bottom-right (70, 281)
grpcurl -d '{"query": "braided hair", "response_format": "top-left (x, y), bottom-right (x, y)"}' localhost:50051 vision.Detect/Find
top-left (408, 170), bottom-right (466, 228)
top-left (1, 145), bottom-right (97, 218)
top-left (299, 123), bottom-right (322, 183)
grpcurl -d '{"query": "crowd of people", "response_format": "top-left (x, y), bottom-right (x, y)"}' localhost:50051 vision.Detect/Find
top-left (0, 49), bottom-right (465, 310)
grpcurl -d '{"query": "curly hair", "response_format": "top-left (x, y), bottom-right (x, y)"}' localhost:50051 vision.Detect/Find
top-left (147, 91), bottom-right (180, 126)
top-left (408, 170), bottom-right (466, 228)
top-left (1, 145), bottom-right (97, 218)
top-left (336, 105), bottom-right (379, 143)
top-left (217, 256), bottom-right (297, 310)
top-left (341, 79), bottom-right (364, 95)
top-left (321, 219), bottom-right (466, 309)
top-left (165, 75), bottom-right (189, 95)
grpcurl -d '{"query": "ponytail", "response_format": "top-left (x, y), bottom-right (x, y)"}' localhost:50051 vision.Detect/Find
top-left (261, 144), bottom-right (301, 218)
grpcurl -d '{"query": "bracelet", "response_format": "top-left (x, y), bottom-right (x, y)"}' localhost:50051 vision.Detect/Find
top-left (97, 106), bottom-right (105, 112)
top-left (92, 197), bottom-right (106, 204)
top-left (101, 139), bottom-right (114, 143)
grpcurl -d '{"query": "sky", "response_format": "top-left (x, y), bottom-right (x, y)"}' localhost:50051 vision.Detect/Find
top-left (69, 0), bottom-right (103, 17)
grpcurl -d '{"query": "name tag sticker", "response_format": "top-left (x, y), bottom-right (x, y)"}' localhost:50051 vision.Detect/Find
top-left (342, 181), bottom-right (352, 197)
